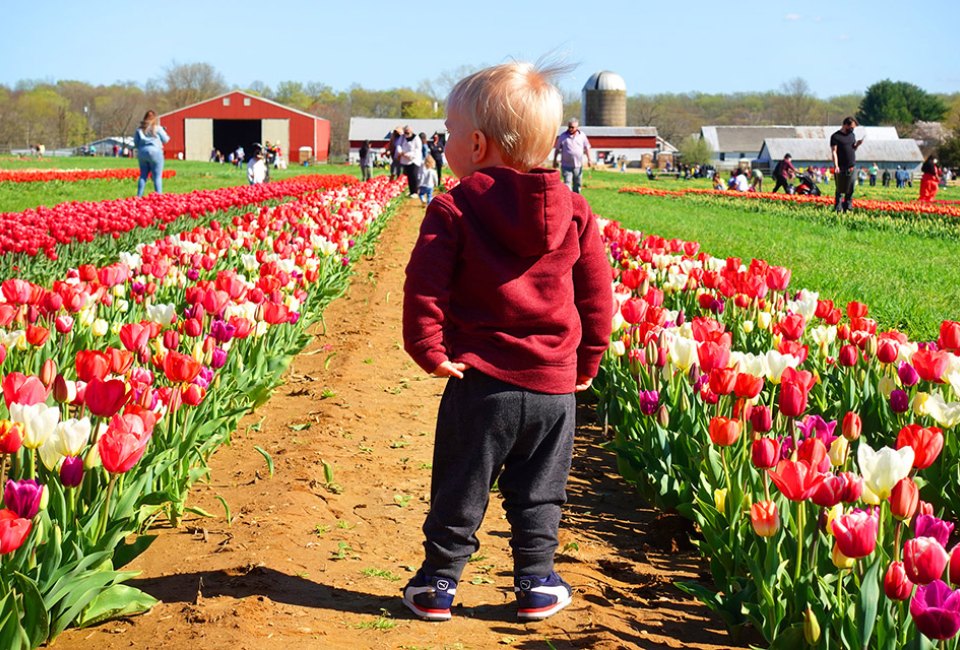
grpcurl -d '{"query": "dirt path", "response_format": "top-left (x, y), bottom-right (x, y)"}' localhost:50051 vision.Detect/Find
top-left (57, 200), bottom-right (743, 650)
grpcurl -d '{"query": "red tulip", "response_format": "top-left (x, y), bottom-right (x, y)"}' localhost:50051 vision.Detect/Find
top-left (119, 322), bottom-right (151, 352)
top-left (768, 459), bottom-right (825, 502)
top-left (847, 301), bottom-right (869, 320)
top-left (778, 313), bottom-right (805, 341)
top-left (778, 380), bottom-right (808, 418)
top-left (2, 373), bottom-right (48, 407)
top-left (950, 545), bottom-right (960, 587)
top-left (620, 298), bottom-right (648, 325)
top-left (897, 424), bottom-right (944, 470)
top-left (885, 561), bottom-right (915, 601)
top-left (0, 509), bottom-right (32, 554)
top-left (181, 384), bottom-right (206, 406)
top-left (751, 500), bottom-right (779, 537)
top-left (797, 438), bottom-right (828, 472)
top-left (708, 417), bottom-right (740, 446)
top-left (766, 266), bottom-right (791, 291)
top-left (913, 349), bottom-right (950, 383)
top-left (75, 350), bottom-right (111, 382)
top-left (708, 367), bottom-right (736, 395)
top-left (84, 378), bottom-right (129, 418)
top-left (749, 404), bottom-right (773, 433)
top-left (876, 338), bottom-right (900, 364)
top-left (890, 477), bottom-right (920, 521)
top-left (163, 351), bottom-right (202, 384)
top-left (25, 324), bottom-right (50, 347)
top-left (734, 372), bottom-right (764, 399)
top-left (905, 537), bottom-right (950, 585)
top-left (97, 413), bottom-right (154, 474)
top-left (841, 411), bottom-right (862, 441)
top-left (838, 344), bottom-right (859, 367)
top-left (832, 509), bottom-right (878, 559)
top-left (752, 437), bottom-right (780, 469)
top-left (0, 420), bottom-right (23, 454)
top-left (939, 321), bottom-right (960, 353)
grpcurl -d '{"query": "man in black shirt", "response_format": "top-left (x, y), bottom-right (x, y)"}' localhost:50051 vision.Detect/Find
top-left (830, 117), bottom-right (864, 213)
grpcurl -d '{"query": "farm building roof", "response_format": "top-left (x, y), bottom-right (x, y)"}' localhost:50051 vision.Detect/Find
top-left (348, 117), bottom-right (447, 142)
top-left (703, 125), bottom-right (902, 156)
top-left (560, 126), bottom-right (658, 137)
top-left (761, 137), bottom-right (924, 163)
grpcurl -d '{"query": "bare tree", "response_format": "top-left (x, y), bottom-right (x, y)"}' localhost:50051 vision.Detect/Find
top-left (159, 62), bottom-right (228, 110)
top-left (777, 77), bottom-right (816, 125)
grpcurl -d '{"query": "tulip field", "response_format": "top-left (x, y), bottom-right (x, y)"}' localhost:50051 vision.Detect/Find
top-left (592, 212), bottom-right (960, 646)
top-left (2, 153), bottom-right (960, 648)
top-left (0, 165), bottom-right (404, 648)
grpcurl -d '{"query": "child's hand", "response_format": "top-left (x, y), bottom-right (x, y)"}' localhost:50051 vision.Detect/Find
top-left (433, 360), bottom-right (468, 379)
top-left (574, 376), bottom-right (593, 392)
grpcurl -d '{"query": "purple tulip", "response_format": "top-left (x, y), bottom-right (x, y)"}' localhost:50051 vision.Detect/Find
top-left (210, 319), bottom-right (236, 344)
top-left (916, 514), bottom-right (956, 547)
top-left (890, 389), bottom-right (910, 413)
top-left (60, 456), bottom-right (84, 488)
top-left (899, 362), bottom-right (920, 387)
top-left (675, 310), bottom-right (685, 327)
top-left (910, 580), bottom-right (960, 640)
top-left (210, 347), bottom-right (228, 369)
top-left (3, 479), bottom-right (43, 519)
top-left (638, 390), bottom-right (660, 416)
top-left (186, 268), bottom-right (200, 281)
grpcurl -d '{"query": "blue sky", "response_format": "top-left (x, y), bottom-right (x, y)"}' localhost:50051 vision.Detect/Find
top-left (3, 0), bottom-right (957, 98)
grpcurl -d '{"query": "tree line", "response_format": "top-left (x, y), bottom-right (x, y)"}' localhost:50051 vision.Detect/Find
top-left (1, 63), bottom-right (957, 163)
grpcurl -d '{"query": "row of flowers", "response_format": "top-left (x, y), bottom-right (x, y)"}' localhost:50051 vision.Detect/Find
top-left (593, 218), bottom-right (960, 647)
top-left (0, 175), bottom-right (405, 647)
top-left (0, 169), bottom-right (177, 184)
top-left (619, 185), bottom-right (960, 219)
top-left (0, 174), bottom-right (354, 260)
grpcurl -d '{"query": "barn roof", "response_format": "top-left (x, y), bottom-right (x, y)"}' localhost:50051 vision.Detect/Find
top-left (562, 126), bottom-right (658, 137)
top-left (159, 90), bottom-right (327, 122)
top-left (703, 124), bottom-right (901, 155)
top-left (348, 117), bottom-right (447, 141)
top-left (761, 137), bottom-right (924, 163)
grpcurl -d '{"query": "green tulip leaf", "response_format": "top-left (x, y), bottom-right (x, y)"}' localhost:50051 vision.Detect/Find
top-left (76, 584), bottom-right (158, 628)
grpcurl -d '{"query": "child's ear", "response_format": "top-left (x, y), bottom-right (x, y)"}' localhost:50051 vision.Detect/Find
top-left (470, 129), bottom-right (487, 163)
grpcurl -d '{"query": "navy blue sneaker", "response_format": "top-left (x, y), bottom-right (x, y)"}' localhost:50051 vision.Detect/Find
top-left (402, 572), bottom-right (456, 621)
top-left (515, 571), bottom-right (572, 621)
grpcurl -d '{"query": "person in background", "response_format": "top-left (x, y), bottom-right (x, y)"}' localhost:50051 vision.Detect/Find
top-left (402, 61), bottom-right (612, 624)
top-left (429, 133), bottom-right (445, 186)
top-left (750, 166), bottom-right (764, 192)
top-left (552, 117), bottom-right (591, 193)
top-left (397, 125), bottom-right (424, 197)
top-left (247, 145), bottom-right (267, 185)
top-left (713, 172), bottom-right (726, 191)
top-left (771, 153), bottom-right (797, 193)
top-left (418, 155), bottom-right (438, 204)
top-left (894, 165), bottom-right (906, 189)
top-left (858, 167), bottom-right (867, 187)
top-left (869, 162), bottom-right (879, 186)
top-left (133, 110), bottom-right (170, 197)
top-left (388, 127), bottom-right (403, 181)
top-left (918, 155), bottom-right (942, 202)
top-left (359, 139), bottom-right (373, 181)
top-left (646, 165), bottom-right (655, 180)
top-left (830, 116), bottom-right (864, 213)
top-left (882, 167), bottom-right (891, 187)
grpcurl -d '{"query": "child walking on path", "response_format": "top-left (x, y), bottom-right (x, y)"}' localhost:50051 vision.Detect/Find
top-left (418, 156), bottom-right (438, 204)
top-left (401, 62), bottom-right (613, 623)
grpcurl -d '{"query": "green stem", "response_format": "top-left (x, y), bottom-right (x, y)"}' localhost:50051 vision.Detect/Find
top-left (795, 500), bottom-right (805, 583)
top-left (96, 474), bottom-right (117, 542)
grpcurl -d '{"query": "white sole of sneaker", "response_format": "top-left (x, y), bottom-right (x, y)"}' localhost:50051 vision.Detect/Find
top-left (402, 596), bottom-right (452, 621)
top-left (517, 595), bottom-right (572, 621)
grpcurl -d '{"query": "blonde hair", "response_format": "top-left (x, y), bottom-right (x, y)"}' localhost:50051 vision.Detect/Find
top-left (447, 61), bottom-right (569, 171)
top-left (424, 156), bottom-right (435, 169)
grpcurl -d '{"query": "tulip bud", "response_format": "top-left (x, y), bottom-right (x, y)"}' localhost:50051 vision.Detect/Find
top-left (679, 390), bottom-right (690, 413)
top-left (0, 343), bottom-right (6, 366)
top-left (828, 436), bottom-right (849, 467)
top-left (898, 363), bottom-right (920, 387)
top-left (60, 456), bottom-right (84, 488)
top-left (950, 544), bottom-right (960, 587)
top-left (163, 329), bottom-right (180, 351)
top-left (841, 412), bottom-right (862, 441)
top-left (750, 405), bottom-right (773, 433)
top-left (40, 358), bottom-right (57, 387)
top-left (904, 537), bottom-right (950, 585)
top-left (890, 477), bottom-right (919, 521)
top-left (184, 318), bottom-right (203, 338)
top-left (878, 375), bottom-right (898, 399)
top-left (91, 318), bottom-right (109, 337)
top-left (708, 416), bottom-right (740, 447)
top-left (890, 389), bottom-right (910, 413)
top-left (713, 488), bottom-right (727, 514)
top-left (884, 561), bottom-right (914, 600)
top-left (803, 607), bottom-right (821, 645)
top-left (838, 344), bottom-right (859, 367)
top-left (751, 437), bottom-right (780, 469)
top-left (864, 335), bottom-right (877, 359)
top-left (750, 500), bottom-right (779, 537)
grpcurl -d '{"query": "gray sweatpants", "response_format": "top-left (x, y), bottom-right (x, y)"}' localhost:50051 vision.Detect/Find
top-left (420, 370), bottom-right (576, 581)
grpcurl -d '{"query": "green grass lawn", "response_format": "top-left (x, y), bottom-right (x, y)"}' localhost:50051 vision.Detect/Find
top-left (0, 156), bottom-right (377, 212)
top-left (583, 169), bottom-right (960, 341)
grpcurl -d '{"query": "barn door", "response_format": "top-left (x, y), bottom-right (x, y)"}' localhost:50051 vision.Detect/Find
top-left (184, 119), bottom-right (213, 161)
top-left (261, 119), bottom-right (289, 153)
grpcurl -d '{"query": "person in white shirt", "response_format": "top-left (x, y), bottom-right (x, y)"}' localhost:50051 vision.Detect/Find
top-left (247, 147), bottom-right (267, 185)
top-left (397, 125), bottom-right (424, 196)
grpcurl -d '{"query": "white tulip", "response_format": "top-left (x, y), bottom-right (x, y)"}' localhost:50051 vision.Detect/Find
top-left (54, 417), bottom-right (92, 457)
top-left (857, 442), bottom-right (914, 500)
top-left (9, 402), bottom-right (61, 450)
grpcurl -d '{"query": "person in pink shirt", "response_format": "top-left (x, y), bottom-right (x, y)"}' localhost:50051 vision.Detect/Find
top-left (402, 61), bottom-right (612, 623)
top-left (552, 117), bottom-right (591, 193)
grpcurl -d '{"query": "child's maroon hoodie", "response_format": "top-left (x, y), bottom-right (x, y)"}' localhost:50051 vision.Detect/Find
top-left (403, 166), bottom-right (613, 394)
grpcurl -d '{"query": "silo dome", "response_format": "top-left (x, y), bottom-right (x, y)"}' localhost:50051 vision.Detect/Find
top-left (581, 71), bottom-right (627, 127)
top-left (582, 71), bottom-right (627, 92)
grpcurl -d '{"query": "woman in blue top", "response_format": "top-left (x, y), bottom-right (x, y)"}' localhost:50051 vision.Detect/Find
top-left (133, 110), bottom-right (170, 196)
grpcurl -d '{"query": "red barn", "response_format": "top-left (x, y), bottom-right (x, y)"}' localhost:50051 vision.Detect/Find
top-left (159, 91), bottom-right (330, 163)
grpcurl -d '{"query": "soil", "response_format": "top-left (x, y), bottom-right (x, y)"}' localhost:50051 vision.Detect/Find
top-left (56, 200), bottom-right (746, 650)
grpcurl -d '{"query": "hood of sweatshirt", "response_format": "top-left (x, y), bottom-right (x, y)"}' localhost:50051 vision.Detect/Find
top-left (455, 166), bottom-right (574, 258)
